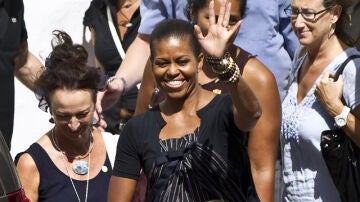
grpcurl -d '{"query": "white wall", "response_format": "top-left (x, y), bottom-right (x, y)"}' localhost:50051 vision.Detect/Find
top-left (11, 0), bottom-right (94, 157)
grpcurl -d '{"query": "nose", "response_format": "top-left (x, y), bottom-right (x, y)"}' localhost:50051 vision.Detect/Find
top-left (68, 116), bottom-right (80, 131)
top-left (167, 63), bottom-right (179, 76)
top-left (293, 14), bottom-right (306, 28)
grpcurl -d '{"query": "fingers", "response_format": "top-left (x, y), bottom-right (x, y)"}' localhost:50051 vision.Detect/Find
top-left (96, 90), bottom-right (105, 115)
top-left (322, 71), bottom-right (331, 79)
top-left (223, 1), bottom-right (231, 27)
top-left (230, 20), bottom-right (242, 35)
top-left (97, 118), bottom-right (107, 131)
top-left (216, 0), bottom-right (226, 26)
top-left (209, 0), bottom-right (237, 32)
top-left (214, 0), bottom-right (231, 27)
top-left (208, 0), bottom-right (216, 26)
top-left (194, 25), bottom-right (204, 41)
top-left (92, 110), bottom-right (107, 131)
top-left (320, 72), bottom-right (337, 83)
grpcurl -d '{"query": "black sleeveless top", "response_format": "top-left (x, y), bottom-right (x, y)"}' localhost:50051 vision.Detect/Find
top-left (24, 143), bottom-right (112, 202)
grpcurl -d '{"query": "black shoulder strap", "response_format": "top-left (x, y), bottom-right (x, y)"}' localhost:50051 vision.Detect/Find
top-left (4, 0), bottom-right (21, 18)
top-left (334, 55), bottom-right (360, 81)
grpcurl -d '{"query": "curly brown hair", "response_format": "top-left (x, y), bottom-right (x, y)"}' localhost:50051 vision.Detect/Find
top-left (35, 30), bottom-right (105, 109)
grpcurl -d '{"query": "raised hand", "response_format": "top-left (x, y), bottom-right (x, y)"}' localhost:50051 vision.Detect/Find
top-left (194, 0), bottom-right (241, 58)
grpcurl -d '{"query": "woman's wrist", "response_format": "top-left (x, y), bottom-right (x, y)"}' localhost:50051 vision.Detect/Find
top-left (205, 51), bottom-right (240, 84)
top-left (107, 75), bottom-right (127, 95)
top-left (328, 100), bottom-right (346, 117)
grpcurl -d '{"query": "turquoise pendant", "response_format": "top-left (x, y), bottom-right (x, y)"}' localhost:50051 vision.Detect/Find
top-left (72, 160), bottom-right (89, 175)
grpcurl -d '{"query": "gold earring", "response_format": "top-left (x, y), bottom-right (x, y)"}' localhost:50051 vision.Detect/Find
top-left (329, 23), bottom-right (336, 38)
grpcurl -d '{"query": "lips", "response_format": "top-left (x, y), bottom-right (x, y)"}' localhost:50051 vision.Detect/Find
top-left (164, 80), bottom-right (185, 89)
top-left (297, 30), bottom-right (309, 38)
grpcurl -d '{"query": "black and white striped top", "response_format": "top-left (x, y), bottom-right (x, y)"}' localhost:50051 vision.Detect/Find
top-left (147, 129), bottom-right (254, 201)
top-left (114, 94), bottom-right (259, 202)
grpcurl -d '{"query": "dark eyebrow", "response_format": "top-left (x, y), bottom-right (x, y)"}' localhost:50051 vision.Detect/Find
top-left (291, 6), bottom-right (316, 12)
top-left (54, 106), bottom-right (92, 115)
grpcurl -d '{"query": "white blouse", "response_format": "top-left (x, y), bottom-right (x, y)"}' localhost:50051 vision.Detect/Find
top-left (280, 46), bottom-right (360, 202)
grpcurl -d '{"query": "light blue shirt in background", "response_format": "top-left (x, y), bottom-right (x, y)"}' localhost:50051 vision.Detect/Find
top-left (234, 0), bottom-right (299, 101)
top-left (138, 0), bottom-right (189, 35)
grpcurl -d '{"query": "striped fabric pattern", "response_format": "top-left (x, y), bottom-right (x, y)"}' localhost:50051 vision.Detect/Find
top-left (146, 130), bottom-right (247, 202)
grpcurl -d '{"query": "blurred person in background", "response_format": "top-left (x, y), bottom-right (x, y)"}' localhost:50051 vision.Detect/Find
top-left (281, 0), bottom-right (360, 201)
top-left (83, 0), bottom-right (141, 135)
top-left (0, 0), bottom-right (43, 149)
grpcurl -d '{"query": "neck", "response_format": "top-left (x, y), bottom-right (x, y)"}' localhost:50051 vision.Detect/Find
top-left (161, 85), bottom-right (204, 115)
top-left (307, 35), bottom-right (348, 62)
top-left (52, 127), bottom-right (94, 159)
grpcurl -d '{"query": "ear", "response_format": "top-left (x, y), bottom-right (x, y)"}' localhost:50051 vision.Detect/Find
top-left (330, 5), bottom-right (342, 23)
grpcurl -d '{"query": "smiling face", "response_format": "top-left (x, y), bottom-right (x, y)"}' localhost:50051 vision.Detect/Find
top-left (152, 36), bottom-right (201, 100)
top-left (50, 89), bottom-right (95, 137)
top-left (192, 0), bottom-right (242, 35)
top-left (290, 0), bottom-right (339, 47)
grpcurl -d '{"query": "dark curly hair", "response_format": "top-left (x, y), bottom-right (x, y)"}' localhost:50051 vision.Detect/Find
top-left (35, 30), bottom-right (105, 110)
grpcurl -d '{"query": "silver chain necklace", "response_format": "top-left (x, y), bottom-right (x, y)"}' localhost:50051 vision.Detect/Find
top-left (52, 128), bottom-right (94, 175)
top-left (52, 128), bottom-right (91, 202)
top-left (60, 150), bottom-right (90, 202)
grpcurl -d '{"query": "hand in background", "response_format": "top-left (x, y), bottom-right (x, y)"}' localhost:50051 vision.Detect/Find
top-left (194, 0), bottom-right (241, 58)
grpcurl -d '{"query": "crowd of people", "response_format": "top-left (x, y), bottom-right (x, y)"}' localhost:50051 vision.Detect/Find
top-left (1, 0), bottom-right (360, 201)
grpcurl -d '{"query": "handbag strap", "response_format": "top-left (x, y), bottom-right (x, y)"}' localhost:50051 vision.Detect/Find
top-left (334, 55), bottom-right (360, 81)
top-left (107, 5), bottom-right (126, 60)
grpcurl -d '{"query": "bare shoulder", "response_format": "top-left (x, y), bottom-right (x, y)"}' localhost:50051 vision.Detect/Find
top-left (242, 58), bottom-right (277, 86)
top-left (16, 150), bottom-right (40, 202)
top-left (16, 152), bottom-right (37, 173)
top-left (17, 134), bottom-right (49, 171)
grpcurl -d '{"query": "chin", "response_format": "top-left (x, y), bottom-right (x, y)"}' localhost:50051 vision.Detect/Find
top-left (298, 38), bottom-right (312, 47)
top-left (165, 92), bottom-right (187, 100)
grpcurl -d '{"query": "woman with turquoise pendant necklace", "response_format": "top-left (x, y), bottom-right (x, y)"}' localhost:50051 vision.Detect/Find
top-left (15, 30), bottom-right (118, 202)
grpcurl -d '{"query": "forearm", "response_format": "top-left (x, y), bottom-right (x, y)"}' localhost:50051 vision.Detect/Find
top-left (108, 176), bottom-right (137, 202)
top-left (113, 34), bottom-right (150, 92)
top-left (248, 112), bottom-right (280, 202)
top-left (228, 78), bottom-right (262, 132)
top-left (251, 166), bottom-right (275, 202)
top-left (134, 60), bottom-right (156, 115)
top-left (248, 125), bottom-right (279, 202)
top-left (14, 41), bottom-right (44, 91)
